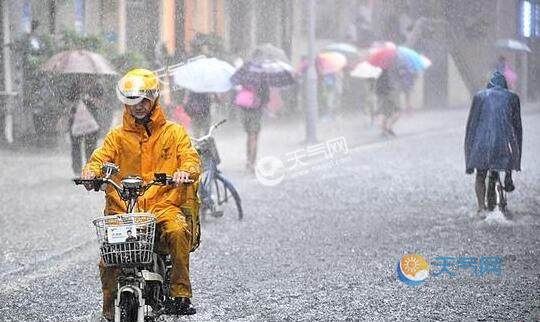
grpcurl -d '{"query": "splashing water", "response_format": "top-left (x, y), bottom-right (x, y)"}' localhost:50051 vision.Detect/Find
top-left (484, 209), bottom-right (513, 225)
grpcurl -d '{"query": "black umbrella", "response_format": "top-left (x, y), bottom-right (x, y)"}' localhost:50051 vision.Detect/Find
top-left (231, 60), bottom-right (296, 88)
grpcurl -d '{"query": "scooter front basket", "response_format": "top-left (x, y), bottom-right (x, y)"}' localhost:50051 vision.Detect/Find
top-left (93, 213), bottom-right (156, 267)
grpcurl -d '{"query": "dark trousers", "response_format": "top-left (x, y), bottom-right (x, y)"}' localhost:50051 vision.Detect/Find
top-left (71, 133), bottom-right (97, 175)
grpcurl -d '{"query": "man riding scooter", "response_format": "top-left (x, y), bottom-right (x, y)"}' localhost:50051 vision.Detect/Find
top-left (81, 69), bottom-right (201, 320)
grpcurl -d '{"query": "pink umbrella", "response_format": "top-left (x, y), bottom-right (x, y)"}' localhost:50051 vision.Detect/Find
top-left (41, 50), bottom-right (116, 75)
top-left (503, 65), bottom-right (517, 89)
top-left (367, 44), bottom-right (398, 69)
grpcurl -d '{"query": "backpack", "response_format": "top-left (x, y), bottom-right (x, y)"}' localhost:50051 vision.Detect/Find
top-left (234, 87), bottom-right (258, 108)
top-left (71, 100), bottom-right (100, 137)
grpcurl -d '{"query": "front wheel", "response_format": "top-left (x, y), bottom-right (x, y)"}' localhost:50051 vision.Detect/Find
top-left (119, 292), bottom-right (139, 322)
top-left (215, 172), bottom-right (244, 220)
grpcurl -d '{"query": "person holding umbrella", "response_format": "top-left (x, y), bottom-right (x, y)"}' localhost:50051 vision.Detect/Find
top-left (41, 49), bottom-right (117, 174)
top-left (67, 78), bottom-right (104, 175)
top-left (368, 44), bottom-right (432, 135)
top-left (350, 62), bottom-right (382, 127)
top-left (234, 82), bottom-right (270, 172)
top-left (170, 57), bottom-right (235, 136)
top-left (231, 59), bottom-right (295, 172)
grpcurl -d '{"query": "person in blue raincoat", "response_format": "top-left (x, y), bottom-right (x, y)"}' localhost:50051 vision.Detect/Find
top-left (464, 71), bottom-right (522, 213)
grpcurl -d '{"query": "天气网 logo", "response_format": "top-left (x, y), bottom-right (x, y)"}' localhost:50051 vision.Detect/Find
top-left (397, 253), bottom-right (430, 286)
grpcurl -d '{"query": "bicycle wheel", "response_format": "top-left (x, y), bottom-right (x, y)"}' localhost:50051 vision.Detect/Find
top-left (486, 171), bottom-right (498, 211)
top-left (200, 170), bottom-right (218, 217)
top-left (214, 172), bottom-right (244, 220)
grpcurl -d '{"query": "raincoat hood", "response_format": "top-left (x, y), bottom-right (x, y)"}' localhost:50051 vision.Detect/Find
top-left (487, 71), bottom-right (508, 89)
top-left (123, 102), bottom-right (167, 135)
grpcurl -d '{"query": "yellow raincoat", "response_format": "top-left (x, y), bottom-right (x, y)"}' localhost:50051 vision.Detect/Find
top-left (84, 103), bottom-right (201, 317)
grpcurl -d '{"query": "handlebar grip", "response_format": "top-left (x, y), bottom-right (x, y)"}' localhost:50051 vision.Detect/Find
top-left (166, 177), bottom-right (194, 185)
top-left (160, 177), bottom-right (194, 185)
top-left (154, 173), bottom-right (193, 185)
top-left (73, 178), bottom-right (105, 191)
top-left (74, 178), bottom-right (95, 184)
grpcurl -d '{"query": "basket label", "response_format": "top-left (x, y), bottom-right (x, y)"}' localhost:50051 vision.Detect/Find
top-left (106, 225), bottom-right (137, 244)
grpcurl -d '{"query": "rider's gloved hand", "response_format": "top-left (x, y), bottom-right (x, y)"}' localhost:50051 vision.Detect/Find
top-left (172, 171), bottom-right (194, 186)
top-left (82, 169), bottom-right (96, 191)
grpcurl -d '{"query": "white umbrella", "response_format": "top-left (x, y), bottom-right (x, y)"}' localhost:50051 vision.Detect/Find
top-left (172, 57), bottom-right (235, 93)
top-left (495, 39), bottom-right (532, 52)
top-left (350, 61), bottom-right (382, 79)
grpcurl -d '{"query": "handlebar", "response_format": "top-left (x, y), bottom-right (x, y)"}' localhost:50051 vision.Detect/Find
top-left (192, 119), bottom-right (227, 143)
top-left (74, 170), bottom-right (193, 213)
top-left (73, 173), bottom-right (190, 196)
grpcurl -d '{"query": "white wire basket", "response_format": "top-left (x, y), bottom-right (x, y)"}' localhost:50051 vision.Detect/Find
top-left (93, 213), bottom-right (156, 267)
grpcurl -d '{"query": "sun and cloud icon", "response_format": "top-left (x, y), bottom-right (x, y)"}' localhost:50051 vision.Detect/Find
top-left (397, 253), bottom-right (430, 286)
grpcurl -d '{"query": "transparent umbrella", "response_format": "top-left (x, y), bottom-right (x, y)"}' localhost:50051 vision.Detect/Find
top-left (171, 57), bottom-right (235, 93)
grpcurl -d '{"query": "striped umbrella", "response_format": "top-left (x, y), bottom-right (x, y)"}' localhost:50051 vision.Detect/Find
top-left (231, 60), bottom-right (296, 88)
top-left (368, 44), bottom-right (431, 72)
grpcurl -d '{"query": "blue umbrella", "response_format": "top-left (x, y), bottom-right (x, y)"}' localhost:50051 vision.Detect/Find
top-left (397, 46), bottom-right (431, 72)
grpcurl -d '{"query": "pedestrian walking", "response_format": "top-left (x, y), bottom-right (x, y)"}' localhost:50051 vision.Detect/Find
top-left (234, 83), bottom-right (270, 172)
top-left (375, 69), bottom-right (401, 136)
top-left (230, 57), bottom-right (295, 173)
top-left (68, 80), bottom-right (100, 175)
top-left (465, 71), bottom-right (522, 215)
top-left (319, 72), bottom-right (343, 122)
top-left (397, 65), bottom-right (416, 111)
top-left (494, 55), bottom-right (517, 90)
top-left (184, 91), bottom-right (213, 138)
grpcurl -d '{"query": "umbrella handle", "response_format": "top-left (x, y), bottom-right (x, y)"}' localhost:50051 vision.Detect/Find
top-left (154, 55), bottom-right (208, 77)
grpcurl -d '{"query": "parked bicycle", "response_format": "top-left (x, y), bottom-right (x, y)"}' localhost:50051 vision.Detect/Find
top-left (193, 119), bottom-right (243, 220)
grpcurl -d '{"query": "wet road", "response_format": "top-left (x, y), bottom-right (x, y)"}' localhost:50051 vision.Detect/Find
top-left (0, 107), bottom-right (539, 321)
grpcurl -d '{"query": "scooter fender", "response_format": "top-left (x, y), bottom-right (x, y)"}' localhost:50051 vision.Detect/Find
top-left (114, 285), bottom-right (146, 322)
